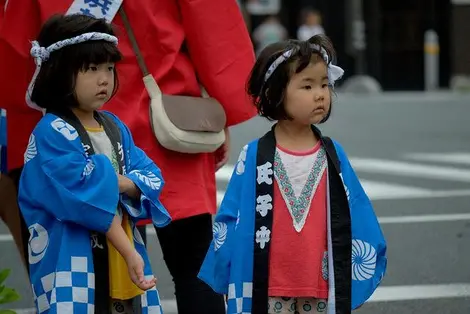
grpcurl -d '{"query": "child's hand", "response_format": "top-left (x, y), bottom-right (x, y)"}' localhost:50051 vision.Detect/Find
top-left (124, 250), bottom-right (157, 291)
top-left (215, 128), bottom-right (230, 171)
top-left (118, 174), bottom-right (140, 199)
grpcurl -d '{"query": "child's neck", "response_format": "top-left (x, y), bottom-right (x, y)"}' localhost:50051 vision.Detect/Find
top-left (71, 107), bottom-right (100, 129)
top-left (275, 120), bottom-right (319, 151)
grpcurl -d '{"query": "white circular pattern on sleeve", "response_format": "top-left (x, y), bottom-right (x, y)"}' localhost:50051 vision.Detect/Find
top-left (235, 145), bottom-right (248, 175)
top-left (50, 118), bottom-right (79, 141)
top-left (132, 171), bottom-right (162, 191)
top-left (24, 134), bottom-right (37, 164)
top-left (352, 239), bottom-right (377, 281)
top-left (213, 222), bottom-right (228, 251)
top-left (82, 159), bottom-right (95, 177)
top-left (28, 223), bottom-right (49, 265)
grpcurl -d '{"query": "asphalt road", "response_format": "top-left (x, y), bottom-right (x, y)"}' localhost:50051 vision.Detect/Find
top-left (2, 91), bottom-right (470, 313)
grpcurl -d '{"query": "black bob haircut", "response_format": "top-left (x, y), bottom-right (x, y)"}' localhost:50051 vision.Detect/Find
top-left (30, 14), bottom-right (122, 112)
top-left (246, 34), bottom-right (337, 123)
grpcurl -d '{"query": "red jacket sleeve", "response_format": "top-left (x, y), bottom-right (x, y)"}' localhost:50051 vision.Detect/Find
top-left (0, 1), bottom-right (51, 170)
top-left (178, 0), bottom-right (258, 127)
top-left (0, 0), bottom-right (40, 114)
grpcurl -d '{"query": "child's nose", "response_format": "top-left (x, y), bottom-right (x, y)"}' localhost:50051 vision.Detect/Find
top-left (98, 75), bottom-right (109, 86)
top-left (314, 91), bottom-right (324, 101)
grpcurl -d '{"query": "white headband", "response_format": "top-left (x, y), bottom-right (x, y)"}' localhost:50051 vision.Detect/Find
top-left (264, 44), bottom-right (345, 85)
top-left (26, 32), bottom-right (119, 111)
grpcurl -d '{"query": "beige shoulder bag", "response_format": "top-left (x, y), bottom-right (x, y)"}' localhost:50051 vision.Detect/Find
top-left (119, 8), bottom-right (226, 154)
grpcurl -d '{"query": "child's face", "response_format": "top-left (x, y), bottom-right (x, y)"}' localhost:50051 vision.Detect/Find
top-left (306, 13), bottom-right (320, 26)
top-left (74, 62), bottom-right (115, 111)
top-left (284, 60), bottom-right (330, 125)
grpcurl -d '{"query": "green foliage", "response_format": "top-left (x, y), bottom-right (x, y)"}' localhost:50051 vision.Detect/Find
top-left (0, 269), bottom-right (20, 314)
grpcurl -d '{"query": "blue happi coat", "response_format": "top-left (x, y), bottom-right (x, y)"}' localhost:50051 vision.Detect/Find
top-left (0, 108), bottom-right (6, 173)
top-left (19, 111), bottom-right (171, 314)
top-left (199, 126), bottom-right (387, 314)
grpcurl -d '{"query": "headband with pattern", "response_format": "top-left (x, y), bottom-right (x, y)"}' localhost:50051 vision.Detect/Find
top-left (26, 32), bottom-right (119, 111)
top-left (264, 44), bottom-right (345, 85)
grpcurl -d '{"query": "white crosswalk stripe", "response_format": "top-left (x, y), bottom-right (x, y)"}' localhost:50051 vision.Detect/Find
top-left (405, 152), bottom-right (470, 166)
top-left (215, 152), bottom-right (470, 204)
top-left (349, 157), bottom-right (470, 182)
top-left (4, 151), bottom-right (470, 313)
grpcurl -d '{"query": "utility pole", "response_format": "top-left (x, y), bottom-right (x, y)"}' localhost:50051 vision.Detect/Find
top-left (342, 0), bottom-right (382, 93)
top-left (346, 0), bottom-right (366, 74)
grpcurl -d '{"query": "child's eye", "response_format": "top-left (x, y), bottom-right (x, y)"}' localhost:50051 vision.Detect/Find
top-left (303, 85), bottom-right (312, 90)
top-left (108, 66), bottom-right (114, 71)
top-left (89, 66), bottom-right (98, 71)
top-left (322, 84), bottom-right (328, 88)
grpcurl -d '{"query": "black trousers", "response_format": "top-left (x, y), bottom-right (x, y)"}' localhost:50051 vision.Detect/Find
top-left (140, 213), bottom-right (225, 314)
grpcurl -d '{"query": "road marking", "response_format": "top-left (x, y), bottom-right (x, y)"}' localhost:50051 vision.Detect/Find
top-left (217, 163), bottom-right (470, 201)
top-left (216, 165), bottom-right (233, 181)
top-left (10, 283), bottom-right (470, 313)
top-left (217, 165), bottom-right (437, 201)
top-left (145, 213), bottom-right (470, 235)
top-left (369, 283), bottom-right (470, 302)
top-left (379, 213), bottom-right (470, 224)
top-left (12, 299), bottom-right (178, 314)
top-left (217, 191), bottom-right (224, 206)
top-left (405, 153), bottom-right (470, 166)
top-left (4, 211), bottom-right (470, 244)
top-left (350, 158), bottom-right (470, 182)
top-left (217, 184), bottom-right (470, 203)
top-left (368, 188), bottom-right (470, 200)
top-left (361, 180), bottom-right (431, 200)
top-left (0, 234), bottom-right (12, 242)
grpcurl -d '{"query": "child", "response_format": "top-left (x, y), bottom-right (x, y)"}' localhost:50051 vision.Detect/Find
top-left (18, 14), bottom-right (171, 314)
top-left (297, 9), bottom-right (325, 41)
top-left (198, 35), bottom-right (387, 314)
top-left (252, 16), bottom-right (288, 56)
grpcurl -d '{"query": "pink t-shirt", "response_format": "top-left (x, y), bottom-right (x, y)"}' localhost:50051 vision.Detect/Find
top-left (268, 142), bottom-right (329, 298)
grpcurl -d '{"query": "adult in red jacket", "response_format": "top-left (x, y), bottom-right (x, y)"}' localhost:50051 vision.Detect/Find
top-left (0, 1), bottom-right (256, 313)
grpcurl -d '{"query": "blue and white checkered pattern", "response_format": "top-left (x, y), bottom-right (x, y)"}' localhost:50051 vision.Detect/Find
top-left (227, 282), bottom-right (253, 314)
top-left (32, 256), bottom-right (95, 314)
top-left (32, 257), bottom-right (164, 314)
top-left (141, 275), bottom-right (162, 314)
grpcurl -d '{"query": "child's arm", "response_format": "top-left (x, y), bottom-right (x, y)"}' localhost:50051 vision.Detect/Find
top-left (198, 144), bottom-right (249, 294)
top-left (106, 215), bottom-right (156, 290)
top-left (118, 174), bottom-right (141, 199)
top-left (105, 112), bottom-right (171, 227)
top-left (106, 215), bottom-right (136, 260)
top-left (18, 118), bottom-right (120, 234)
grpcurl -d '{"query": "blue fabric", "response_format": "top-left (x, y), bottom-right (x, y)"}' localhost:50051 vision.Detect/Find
top-left (198, 139), bottom-right (387, 313)
top-left (19, 112), bottom-right (170, 314)
top-left (0, 109), bottom-right (6, 173)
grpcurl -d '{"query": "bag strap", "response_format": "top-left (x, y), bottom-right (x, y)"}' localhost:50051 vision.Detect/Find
top-left (322, 136), bottom-right (341, 174)
top-left (118, 8), bottom-right (149, 77)
top-left (118, 7), bottom-right (209, 97)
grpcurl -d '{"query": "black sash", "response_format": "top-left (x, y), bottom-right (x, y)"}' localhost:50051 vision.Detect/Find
top-left (251, 124), bottom-right (352, 314)
top-left (47, 109), bottom-right (124, 314)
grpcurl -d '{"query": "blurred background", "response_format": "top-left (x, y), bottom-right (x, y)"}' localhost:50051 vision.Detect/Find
top-left (238, 0), bottom-right (470, 92)
top-left (2, 1), bottom-right (470, 313)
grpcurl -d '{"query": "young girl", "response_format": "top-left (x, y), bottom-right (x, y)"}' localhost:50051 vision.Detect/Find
top-left (199, 35), bottom-right (387, 314)
top-left (18, 14), bottom-right (171, 314)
